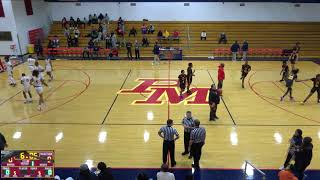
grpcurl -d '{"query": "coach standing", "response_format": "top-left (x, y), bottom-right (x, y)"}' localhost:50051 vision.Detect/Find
top-left (209, 84), bottom-right (220, 121)
top-left (158, 119), bottom-right (179, 167)
top-left (181, 111), bottom-right (195, 157)
top-left (189, 119), bottom-right (206, 169)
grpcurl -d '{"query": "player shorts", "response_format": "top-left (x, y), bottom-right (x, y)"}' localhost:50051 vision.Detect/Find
top-left (180, 83), bottom-right (186, 90)
top-left (35, 87), bottom-right (43, 94)
top-left (310, 87), bottom-right (319, 93)
top-left (241, 72), bottom-right (248, 78)
top-left (7, 70), bottom-right (13, 76)
top-left (46, 66), bottom-right (52, 73)
top-left (23, 85), bottom-right (31, 93)
top-left (28, 65), bottom-right (34, 73)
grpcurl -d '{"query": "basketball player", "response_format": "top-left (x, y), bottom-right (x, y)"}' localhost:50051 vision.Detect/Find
top-left (240, 61), bottom-right (251, 88)
top-left (280, 69), bottom-right (299, 102)
top-left (280, 61), bottom-right (289, 82)
top-left (20, 73), bottom-right (32, 103)
top-left (178, 70), bottom-right (187, 99)
top-left (301, 74), bottom-right (320, 104)
top-left (45, 57), bottom-right (53, 81)
top-left (31, 70), bottom-right (48, 111)
top-left (27, 55), bottom-right (36, 73)
top-left (288, 51), bottom-right (298, 69)
top-left (34, 61), bottom-right (44, 78)
top-left (4, 56), bottom-right (16, 86)
top-left (186, 63), bottom-right (195, 94)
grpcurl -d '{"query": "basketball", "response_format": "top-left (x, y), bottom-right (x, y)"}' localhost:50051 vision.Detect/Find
top-left (217, 89), bottom-right (223, 96)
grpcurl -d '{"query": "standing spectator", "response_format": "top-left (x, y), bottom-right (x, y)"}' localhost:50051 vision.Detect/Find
top-left (105, 33), bottom-right (112, 49)
top-left (105, 13), bottom-right (110, 24)
top-left (156, 164), bottom-right (175, 180)
top-left (79, 164), bottom-right (97, 180)
top-left (200, 31), bottom-right (207, 40)
top-left (97, 162), bottom-right (114, 180)
top-left (92, 14), bottom-right (98, 24)
top-left (181, 111), bottom-right (195, 158)
top-left (61, 17), bottom-right (67, 28)
top-left (283, 129), bottom-right (303, 169)
top-left (294, 137), bottom-right (313, 180)
top-left (69, 16), bottom-right (75, 27)
top-left (218, 32), bottom-right (227, 44)
top-left (102, 22), bottom-right (108, 37)
top-left (158, 119), bottom-right (179, 167)
top-left (0, 132), bottom-right (8, 150)
top-left (64, 27), bottom-right (70, 38)
top-left (217, 63), bottom-right (225, 89)
top-left (76, 18), bottom-right (81, 28)
top-left (111, 33), bottom-right (117, 48)
top-left (189, 119), bottom-right (206, 169)
top-left (98, 13), bottom-right (104, 23)
top-left (278, 165), bottom-right (298, 180)
top-left (74, 28), bottom-right (80, 47)
top-left (142, 36), bottom-right (149, 47)
top-left (88, 14), bottom-right (93, 25)
top-left (35, 39), bottom-right (43, 58)
top-left (141, 24), bottom-right (147, 34)
top-left (241, 40), bottom-right (249, 61)
top-left (208, 84), bottom-right (220, 121)
top-left (147, 24), bottom-right (155, 34)
top-left (153, 42), bottom-right (160, 65)
top-left (129, 27), bottom-right (137, 37)
top-left (157, 30), bottom-right (163, 40)
top-left (126, 41), bottom-right (133, 60)
top-left (231, 41), bottom-right (240, 61)
top-left (134, 40), bottom-right (140, 60)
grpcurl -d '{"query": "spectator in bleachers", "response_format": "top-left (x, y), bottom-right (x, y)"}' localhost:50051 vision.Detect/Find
top-left (109, 48), bottom-right (119, 58)
top-left (64, 27), bottom-right (70, 38)
top-left (116, 27), bottom-right (124, 37)
top-left (157, 164), bottom-right (175, 180)
top-left (88, 14), bottom-right (93, 25)
top-left (129, 27), bottom-right (137, 37)
top-left (104, 13), bottom-right (110, 24)
top-left (83, 47), bottom-right (91, 59)
top-left (102, 22), bottom-right (108, 37)
top-left (157, 30), bottom-right (163, 39)
top-left (147, 24), bottom-right (155, 34)
top-left (83, 17), bottom-right (88, 28)
top-left (52, 35), bottom-right (60, 48)
top-left (35, 39), bottom-right (43, 57)
top-left (172, 30), bottom-right (180, 39)
top-left (142, 36), bottom-right (149, 47)
top-left (164, 30), bottom-right (170, 39)
top-left (118, 17), bottom-right (124, 32)
top-left (218, 32), bottom-right (227, 44)
top-left (79, 164), bottom-right (97, 180)
top-left (98, 24), bottom-right (103, 33)
top-left (67, 35), bottom-right (72, 47)
top-left (74, 28), bottom-right (80, 47)
top-left (141, 24), bottom-right (147, 34)
top-left (230, 41), bottom-right (240, 61)
top-left (126, 41), bottom-right (133, 60)
top-left (0, 132), bottom-right (8, 150)
top-left (134, 40), bottom-right (141, 60)
top-left (278, 165), bottom-right (298, 180)
top-left (105, 33), bottom-right (112, 48)
top-left (111, 33), bottom-right (117, 48)
top-left (93, 14), bottom-right (98, 24)
top-left (241, 40), bottom-right (249, 61)
top-left (61, 17), bottom-right (67, 28)
top-left (136, 173), bottom-right (149, 180)
top-left (97, 162), bottom-right (114, 180)
top-left (153, 42), bottom-right (161, 65)
top-left (98, 13), bottom-right (104, 22)
top-left (200, 31), bottom-right (207, 40)
top-left (69, 16), bottom-right (75, 27)
top-left (294, 137), bottom-right (313, 180)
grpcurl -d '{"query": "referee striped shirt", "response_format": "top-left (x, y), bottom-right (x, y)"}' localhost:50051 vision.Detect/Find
top-left (190, 127), bottom-right (206, 143)
top-left (159, 126), bottom-right (179, 141)
top-left (182, 117), bottom-right (195, 133)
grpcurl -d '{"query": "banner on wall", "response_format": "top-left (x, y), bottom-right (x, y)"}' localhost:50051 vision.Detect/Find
top-left (28, 28), bottom-right (44, 44)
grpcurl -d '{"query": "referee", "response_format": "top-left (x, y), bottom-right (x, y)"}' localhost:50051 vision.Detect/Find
top-left (158, 119), bottom-right (179, 167)
top-left (189, 119), bottom-right (206, 169)
top-left (181, 111), bottom-right (195, 158)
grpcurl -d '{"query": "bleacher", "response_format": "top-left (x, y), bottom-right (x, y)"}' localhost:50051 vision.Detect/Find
top-left (45, 21), bottom-right (320, 58)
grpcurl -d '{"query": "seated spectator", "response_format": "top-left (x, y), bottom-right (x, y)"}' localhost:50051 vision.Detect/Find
top-left (157, 164), bottom-right (175, 180)
top-left (52, 35), bottom-right (60, 48)
top-left (83, 47), bottom-right (91, 59)
top-left (98, 13), bottom-right (104, 22)
top-left (88, 39), bottom-right (95, 49)
top-left (141, 24), bottom-right (147, 34)
top-left (200, 31), bottom-right (207, 40)
top-left (116, 27), bottom-right (124, 37)
top-left (79, 164), bottom-right (97, 180)
top-left (147, 24), bottom-right (155, 34)
top-left (142, 36), bottom-right (149, 47)
top-left (67, 35), bottom-right (72, 47)
top-left (61, 17), bottom-right (67, 28)
top-left (98, 24), bottom-right (103, 33)
top-left (97, 162), bottom-right (114, 180)
top-left (157, 30), bottom-right (163, 39)
top-left (64, 27), bottom-right (70, 37)
top-left (111, 33), bottom-right (117, 48)
top-left (278, 165), bottom-right (298, 180)
top-left (102, 22), bottom-right (108, 36)
top-left (172, 30), bottom-right (180, 39)
top-left (218, 32), bottom-right (227, 44)
top-left (93, 45), bottom-right (100, 57)
top-left (74, 28), bottom-right (80, 47)
top-left (105, 33), bottom-right (112, 48)
top-left (129, 27), bottom-right (137, 37)
top-left (136, 173), bottom-right (149, 180)
top-left (92, 14), bottom-right (98, 24)
top-left (88, 14), bottom-right (93, 25)
top-left (164, 30), bottom-right (170, 39)
top-left (47, 40), bottom-right (53, 48)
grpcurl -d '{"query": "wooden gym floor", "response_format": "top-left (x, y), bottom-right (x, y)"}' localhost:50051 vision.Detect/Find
top-left (0, 60), bottom-right (319, 169)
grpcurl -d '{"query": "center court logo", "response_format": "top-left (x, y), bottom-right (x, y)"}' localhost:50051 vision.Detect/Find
top-left (118, 78), bottom-right (209, 105)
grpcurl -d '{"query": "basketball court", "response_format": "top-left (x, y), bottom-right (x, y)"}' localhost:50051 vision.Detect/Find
top-left (0, 60), bottom-right (319, 170)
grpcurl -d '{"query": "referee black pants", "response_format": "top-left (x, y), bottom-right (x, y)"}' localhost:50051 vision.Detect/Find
top-left (192, 142), bottom-right (204, 167)
top-left (183, 132), bottom-right (191, 153)
top-left (163, 140), bottom-right (176, 166)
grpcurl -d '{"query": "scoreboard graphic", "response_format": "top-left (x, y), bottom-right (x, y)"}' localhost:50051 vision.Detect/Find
top-left (1, 150), bottom-right (54, 178)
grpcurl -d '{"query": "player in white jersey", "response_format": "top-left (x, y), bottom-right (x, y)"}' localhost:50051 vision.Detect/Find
top-left (20, 73), bottom-right (32, 103)
top-left (34, 61), bottom-right (44, 79)
top-left (4, 56), bottom-right (16, 86)
top-left (31, 70), bottom-right (48, 111)
top-left (27, 55), bottom-right (36, 73)
top-left (45, 57), bottom-right (53, 81)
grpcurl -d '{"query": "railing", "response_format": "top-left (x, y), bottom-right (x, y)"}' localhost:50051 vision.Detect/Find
top-left (213, 47), bottom-right (283, 57)
top-left (43, 47), bottom-right (111, 57)
top-left (243, 160), bottom-right (266, 180)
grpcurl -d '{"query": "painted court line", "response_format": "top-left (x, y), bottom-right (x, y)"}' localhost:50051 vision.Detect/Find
top-left (0, 91), bottom-right (22, 106)
top-left (101, 69), bottom-right (132, 125)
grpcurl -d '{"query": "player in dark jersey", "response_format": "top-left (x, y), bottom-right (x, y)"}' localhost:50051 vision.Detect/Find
top-left (178, 70), bottom-right (187, 99)
top-left (288, 51), bottom-right (298, 69)
top-left (301, 74), bottom-right (320, 104)
top-left (280, 61), bottom-right (289, 82)
top-left (240, 61), bottom-right (251, 88)
top-left (280, 69), bottom-right (299, 102)
top-left (186, 63), bottom-right (195, 94)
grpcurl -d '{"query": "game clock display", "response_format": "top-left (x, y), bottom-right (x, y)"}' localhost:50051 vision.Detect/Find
top-left (1, 150), bottom-right (54, 178)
